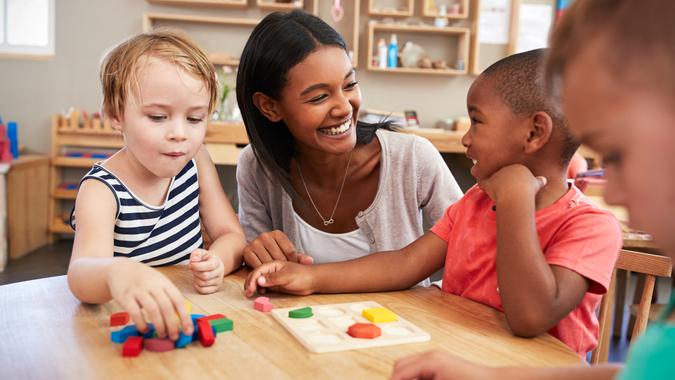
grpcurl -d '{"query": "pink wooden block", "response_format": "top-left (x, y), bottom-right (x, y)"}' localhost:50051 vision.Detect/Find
top-left (254, 296), bottom-right (273, 312)
top-left (144, 338), bottom-right (175, 352)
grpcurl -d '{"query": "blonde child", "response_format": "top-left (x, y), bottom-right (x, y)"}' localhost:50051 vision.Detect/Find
top-left (245, 48), bottom-right (622, 356)
top-left (68, 31), bottom-right (245, 340)
top-left (390, 0), bottom-right (675, 378)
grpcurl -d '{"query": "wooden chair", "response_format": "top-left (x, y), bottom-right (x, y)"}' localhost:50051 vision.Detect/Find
top-left (591, 249), bottom-right (672, 364)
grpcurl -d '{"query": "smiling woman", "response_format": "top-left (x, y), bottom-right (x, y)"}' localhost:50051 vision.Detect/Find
top-left (235, 10), bottom-right (462, 272)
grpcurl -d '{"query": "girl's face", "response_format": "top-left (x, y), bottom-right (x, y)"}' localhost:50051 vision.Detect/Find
top-left (276, 46), bottom-right (361, 156)
top-left (114, 56), bottom-right (209, 179)
top-left (562, 40), bottom-right (675, 253)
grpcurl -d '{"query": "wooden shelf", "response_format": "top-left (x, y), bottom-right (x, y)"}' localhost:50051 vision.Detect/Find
top-left (52, 157), bottom-right (98, 168)
top-left (368, 0), bottom-right (414, 17)
top-left (53, 188), bottom-right (78, 200)
top-left (144, 13), bottom-right (260, 28)
top-left (208, 53), bottom-right (239, 66)
top-left (368, 66), bottom-right (466, 75)
top-left (146, 0), bottom-right (247, 7)
top-left (206, 121), bottom-right (249, 144)
top-left (367, 22), bottom-right (470, 75)
top-left (257, 0), bottom-right (303, 11)
top-left (422, 0), bottom-right (469, 19)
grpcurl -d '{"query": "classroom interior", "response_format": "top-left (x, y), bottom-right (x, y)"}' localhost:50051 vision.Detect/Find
top-left (0, 0), bottom-right (671, 371)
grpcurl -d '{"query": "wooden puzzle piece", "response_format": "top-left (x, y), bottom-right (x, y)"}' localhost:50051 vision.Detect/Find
top-left (197, 318), bottom-right (215, 347)
top-left (289, 306), bottom-right (313, 319)
top-left (347, 323), bottom-right (381, 339)
top-left (122, 336), bottom-right (143, 357)
top-left (210, 317), bottom-right (233, 333)
top-left (110, 311), bottom-right (129, 327)
top-left (254, 296), bottom-right (273, 312)
top-left (111, 325), bottom-right (140, 344)
top-left (362, 307), bottom-right (398, 323)
top-left (175, 331), bottom-right (193, 348)
top-left (145, 338), bottom-right (175, 352)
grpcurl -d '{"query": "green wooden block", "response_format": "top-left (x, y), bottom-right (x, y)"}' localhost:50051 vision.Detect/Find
top-left (288, 306), bottom-right (313, 319)
top-left (210, 317), bottom-right (234, 333)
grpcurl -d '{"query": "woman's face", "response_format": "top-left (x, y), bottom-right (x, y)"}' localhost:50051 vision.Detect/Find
top-left (275, 46), bottom-right (361, 156)
top-left (562, 39), bottom-right (675, 253)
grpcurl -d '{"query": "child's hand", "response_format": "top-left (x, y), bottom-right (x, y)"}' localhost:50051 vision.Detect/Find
top-left (107, 260), bottom-right (193, 340)
top-left (391, 349), bottom-right (494, 380)
top-left (243, 230), bottom-right (314, 268)
top-left (188, 249), bottom-right (225, 294)
top-left (244, 260), bottom-right (314, 297)
top-left (478, 164), bottom-right (547, 203)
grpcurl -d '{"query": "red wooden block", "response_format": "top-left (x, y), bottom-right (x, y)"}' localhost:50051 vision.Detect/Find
top-left (110, 311), bottom-right (130, 327)
top-left (122, 336), bottom-right (143, 357)
top-left (201, 313), bottom-right (226, 321)
top-left (347, 323), bottom-right (381, 339)
top-left (197, 319), bottom-right (215, 347)
top-left (144, 338), bottom-right (175, 352)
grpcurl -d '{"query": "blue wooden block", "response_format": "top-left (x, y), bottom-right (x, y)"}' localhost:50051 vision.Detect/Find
top-left (142, 323), bottom-right (156, 339)
top-left (175, 331), bottom-right (193, 348)
top-left (111, 325), bottom-right (140, 344)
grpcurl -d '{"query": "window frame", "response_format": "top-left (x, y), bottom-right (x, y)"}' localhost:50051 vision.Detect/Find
top-left (0, 0), bottom-right (55, 59)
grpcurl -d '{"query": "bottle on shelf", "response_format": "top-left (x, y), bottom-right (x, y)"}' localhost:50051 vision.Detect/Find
top-left (377, 38), bottom-right (387, 68)
top-left (387, 34), bottom-right (398, 68)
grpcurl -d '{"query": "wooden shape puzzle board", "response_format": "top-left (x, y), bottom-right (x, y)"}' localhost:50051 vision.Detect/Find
top-left (271, 301), bottom-right (430, 353)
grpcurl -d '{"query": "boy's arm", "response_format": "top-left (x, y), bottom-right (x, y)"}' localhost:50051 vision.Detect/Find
top-left (483, 165), bottom-right (589, 336)
top-left (244, 231), bottom-right (447, 296)
top-left (194, 146), bottom-right (246, 274)
top-left (67, 178), bottom-right (120, 303)
top-left (67, 179), bottom-right (194, 339)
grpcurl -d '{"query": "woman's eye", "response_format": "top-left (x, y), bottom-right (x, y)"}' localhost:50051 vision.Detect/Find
top-left (470, 117), bottom-right (481, 125)
top-left (309, 94), bottom-right (328, 103)
top-left (344, 81), bottom-right (359, 90)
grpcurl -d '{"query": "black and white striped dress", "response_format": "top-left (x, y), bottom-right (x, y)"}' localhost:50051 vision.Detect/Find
top-left (71, 160), bottom-right (203, 266)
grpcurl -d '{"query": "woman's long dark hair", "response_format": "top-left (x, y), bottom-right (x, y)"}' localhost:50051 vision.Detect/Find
top-left (236, 10), bottom-right (393, 200)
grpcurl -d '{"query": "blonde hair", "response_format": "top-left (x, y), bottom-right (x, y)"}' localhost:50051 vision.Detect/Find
top-left (545, 0), bottom-right (675, 101)
top-left (100, 29), bottom-right (217, 120)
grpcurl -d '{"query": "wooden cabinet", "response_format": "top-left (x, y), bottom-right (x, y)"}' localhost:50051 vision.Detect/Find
top-left (6, 155), bottom-right (50, 260)
top-left (368, 0), bottom-right (414, 17)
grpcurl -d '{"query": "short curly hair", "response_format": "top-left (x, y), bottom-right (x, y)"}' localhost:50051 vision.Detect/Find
top-left (482, 48), bottom-right (578, 165)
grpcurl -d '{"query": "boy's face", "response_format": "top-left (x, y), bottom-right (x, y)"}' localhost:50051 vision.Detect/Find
top-left (274, 46), bottom-right (361, 157)
top-left (115, 56), bottom-right (209, 179)
top-left (462, 75), bottom-right (530, 181)
top-left (562, 40), bottom-right (675, 253)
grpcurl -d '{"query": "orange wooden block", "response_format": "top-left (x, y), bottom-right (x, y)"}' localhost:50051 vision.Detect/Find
top-left (347, 323), bottom-right (381, 339)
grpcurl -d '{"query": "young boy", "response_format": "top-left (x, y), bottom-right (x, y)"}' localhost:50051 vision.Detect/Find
top-left (68, 31), bottom-right (245, 340)
top-left (244, 48), bottom-right (622, 356)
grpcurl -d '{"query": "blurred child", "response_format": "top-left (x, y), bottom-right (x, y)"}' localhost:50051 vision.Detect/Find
top-left (390, 0), bottom-right (675, 378)
top-left (244, 48), bottom-right (622, 356)
top-left (68, 31), bottom-right (245, 340)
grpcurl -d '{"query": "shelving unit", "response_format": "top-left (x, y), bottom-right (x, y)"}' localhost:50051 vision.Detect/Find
top-left (312, 0), bottom-right (360, 68)
top-left (257, 0), bottom-right (304, 10)
top-left (367, 22), bottom-right (470, 75)
top-left (143, 13), bottom-right (260, 67)
top-left (146, 0), bottom-right (248, 7)
top-left (423, 0), bottom-right (469, 19)
top-left (368, 0), bottom-right (414, 17)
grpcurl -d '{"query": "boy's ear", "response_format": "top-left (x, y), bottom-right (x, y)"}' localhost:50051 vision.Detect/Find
top-left (524, 111), bottom-right (553, 154)
top-left (107, 109), bottom-right (123, 131)
top-left (252, 92), bottom-right (283, 122)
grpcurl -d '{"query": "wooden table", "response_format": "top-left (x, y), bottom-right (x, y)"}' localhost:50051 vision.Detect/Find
top-left (0, 267), bottom-right (583, 379)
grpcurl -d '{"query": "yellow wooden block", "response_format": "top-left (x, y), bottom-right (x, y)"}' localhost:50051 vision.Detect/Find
top-left (362, 307), bottom-right (397, 323)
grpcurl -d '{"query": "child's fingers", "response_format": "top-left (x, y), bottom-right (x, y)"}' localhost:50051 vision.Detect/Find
top-left (244, 262), bottom-right (279, 297)
top-left (121, 297), bottom-right (147, 333)
top-left (164, 285), bottom-right (193, 335)
top-left (189, 254), bottom-right (219, 272)
top-left (193, 268), bottom-right (222, 282)
top-left (150, 288), bottom-right (181, 341)
top-left (194, 283), bottom-right (220, 294)
top-left (135, 291), bottom-right (166, 338)
top-left (390, 352), bottom-right (431, 380)
top-left (190, 248), bottom-right (206, 262)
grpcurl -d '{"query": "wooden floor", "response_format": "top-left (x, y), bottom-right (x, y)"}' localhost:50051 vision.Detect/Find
top-left (1, 241), bottom-right (671, 364)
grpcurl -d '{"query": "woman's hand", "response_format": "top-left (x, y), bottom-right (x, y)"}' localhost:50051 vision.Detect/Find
top-left (243, 230), bottom-right (314, 268)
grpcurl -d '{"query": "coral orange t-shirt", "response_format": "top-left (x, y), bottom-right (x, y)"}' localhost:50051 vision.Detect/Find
top-left (431, 184), bottom-right (621, 356)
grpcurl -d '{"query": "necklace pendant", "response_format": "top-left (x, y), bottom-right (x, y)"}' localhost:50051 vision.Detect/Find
top-left (324, 219), bottom-right (334, 226)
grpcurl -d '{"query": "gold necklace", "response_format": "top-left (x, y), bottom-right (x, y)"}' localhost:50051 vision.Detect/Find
top-left (297, 150), bottom-right (353, 226)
